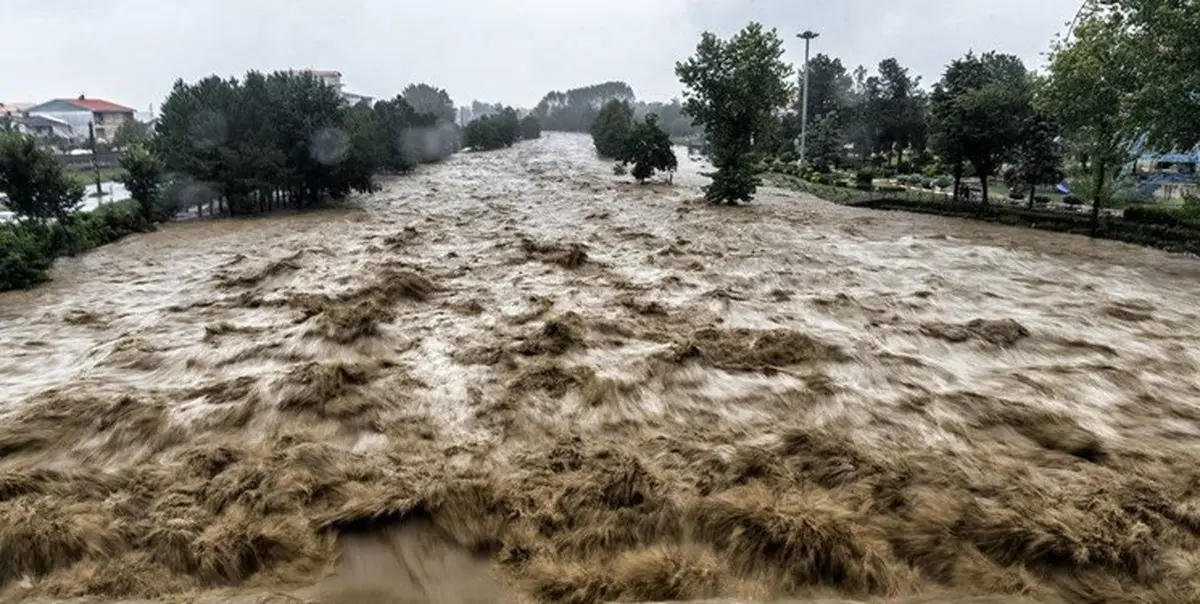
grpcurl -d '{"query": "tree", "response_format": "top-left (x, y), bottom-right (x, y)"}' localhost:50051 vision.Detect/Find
top-left (402, 83), bottom-right (457, 124)
top-left (463, 108), bottom-right (521, 151)
top-left (113, 120), bottom-right (152, 149)
top-left (533, 81), bottom-right (635, 132)
top-left (619, 114), bottom-right (677, 183)
top-left (1038, 6), bottom-right (1139, 228)
top-left (928, 51), bottom-right (1032, 204)
top-left (676, 23), bottom-right (793, 203)
top-left (1012, 110), bottom-right (1064, 208)
top-left (0, 132), bottom-right (83, 225)
top-left (591, 100), bottom-right (634, 158)
top-left (520, 115), bottom-right (542, 140)
top-left (118, 144), bottom-right (165, 222)
top-left (1102, 0), bottom-right (1200, 149)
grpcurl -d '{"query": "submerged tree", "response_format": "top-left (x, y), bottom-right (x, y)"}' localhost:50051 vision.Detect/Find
top-left (620, 114), bottom-right (677, 183)
top-left (591, 100), bottom-right (635, 159)
top-left (520, 115), bottom-right (542, 140)
top-left (676, 23), bottom-right (793, 203)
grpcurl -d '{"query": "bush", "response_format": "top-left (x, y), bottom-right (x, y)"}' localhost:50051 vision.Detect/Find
top-left (1062, 194), bottom-right (1084, 206)
top-left (817, 174), bottom-right (836, 186)
top-left (922, 178), bottom-right (935, 190)
top-left (854, 183), bottom-right (874, 192)
top-left (0, 222), bottom-right (53, 290)
top-left (613, 163), bottom-right (627, 176)
top-left (1008, 189), bottom-right (1026, 200)
top-left (836, 179), bottom-right (851, 188)
top-left (934, 176), bottom-right (952, 188)
top-left (854, 169), bottom-right (875, 186)
top-left (1123, 205), bottom-right (1200, 228)
top-left (877, 185), bottom-right (906, 194)
top-left (1034, 195), bottom-right (1051, 205)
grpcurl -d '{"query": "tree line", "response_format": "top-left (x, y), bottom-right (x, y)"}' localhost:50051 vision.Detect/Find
top-left (531, 81), bottom-right (704, 141)
top-left (0, 72), bottom-right (473, 291)
top-left (590, 100), bottom-right (677, 183)
top-left (672, 1), bottom-right (1200, 218)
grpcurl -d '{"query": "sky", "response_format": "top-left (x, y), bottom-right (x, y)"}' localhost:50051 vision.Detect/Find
top-left (2, 0), bottom-right (1083, 114)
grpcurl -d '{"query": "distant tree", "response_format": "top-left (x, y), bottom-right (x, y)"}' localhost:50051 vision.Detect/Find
top-left (463, 107), bottom-right (521, 151)
top-left (533, 81), bottom-right (635, 132)
top-left (591, 100), bottom-right (634, 159)
top-left (619, 114), bottom-right (677, 183)
top-left (1012, 110), bottom-right (1064, 208)
top-left (402, 83), bottom-right (457, 124)
top-left (118, 144), bottom-right (165, 222)
top-left (676, 22), bottom-right (793, 203)
top-left (113, 120), bottom-right (151, 149)
top-left (520, 115), bottom-right (542, 140)
top-left (928, 51), bottom-right (1032, 204)
top-left (0, 133), bottom-right (83, 225)
top-left (805, 112), bottom-right (845, 173)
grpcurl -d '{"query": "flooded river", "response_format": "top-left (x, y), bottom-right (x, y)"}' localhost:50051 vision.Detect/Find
top-left (2, 133), bottom-right (1199, 603)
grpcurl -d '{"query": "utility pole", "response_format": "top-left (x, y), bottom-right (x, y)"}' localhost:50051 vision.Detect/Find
top-left (796, 30), bottom-right (820, 169)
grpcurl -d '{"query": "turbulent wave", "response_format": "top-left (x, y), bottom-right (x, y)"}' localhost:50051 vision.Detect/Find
top-left (1, 134), bottom-right (1199, 603)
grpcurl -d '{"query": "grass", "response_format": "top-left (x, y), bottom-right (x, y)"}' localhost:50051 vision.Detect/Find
top-left (67, 166), bottom-right (125, 188)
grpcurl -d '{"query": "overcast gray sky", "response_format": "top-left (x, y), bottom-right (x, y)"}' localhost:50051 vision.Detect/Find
top-left (3, 0), bottom-right (1082, 113)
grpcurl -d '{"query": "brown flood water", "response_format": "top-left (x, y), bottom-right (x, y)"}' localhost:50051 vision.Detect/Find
top-left (2, 133), bottom-right (1200, 603)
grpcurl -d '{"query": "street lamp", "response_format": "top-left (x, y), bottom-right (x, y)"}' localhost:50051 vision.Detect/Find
top-left (796, 30), bottom-right (820, 168)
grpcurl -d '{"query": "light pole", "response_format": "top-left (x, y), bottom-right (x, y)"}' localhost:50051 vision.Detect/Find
top-left (796, 30), bottom-right (819, 168)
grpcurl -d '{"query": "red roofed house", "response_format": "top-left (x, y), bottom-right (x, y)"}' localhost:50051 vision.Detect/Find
top-left (25, 95), bottom-right (136, 144)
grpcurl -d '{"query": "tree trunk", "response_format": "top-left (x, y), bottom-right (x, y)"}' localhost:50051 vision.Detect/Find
top-left (978, 163), bottom-right (990, 206)
top-left (1028, 184), bottom-right (1036, 209)
top-left (1091, 158), bottom-right (1106, 237)
top-left (952, 163), bottom-right (963, 202)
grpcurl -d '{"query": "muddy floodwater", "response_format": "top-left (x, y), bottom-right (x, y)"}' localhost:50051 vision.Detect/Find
top-left (2, 133), bottom-right (1200, 603)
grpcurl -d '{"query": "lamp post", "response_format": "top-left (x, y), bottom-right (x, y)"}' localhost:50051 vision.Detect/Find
top-left (796, 30), bottom-right (819, 168)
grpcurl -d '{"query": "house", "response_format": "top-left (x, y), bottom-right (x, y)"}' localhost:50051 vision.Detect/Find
top-left (291, 69), bottom-right (373, 106)
top-left (25, 96), bottom-right (136, 144)
top-left (12, 114), bottom-right (74, 140)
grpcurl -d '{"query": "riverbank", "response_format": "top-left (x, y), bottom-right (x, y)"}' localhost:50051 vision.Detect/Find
top-left (766, 173), bottom-right (1200, 256)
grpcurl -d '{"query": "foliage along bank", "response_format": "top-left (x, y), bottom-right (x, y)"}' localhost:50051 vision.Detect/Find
top-left (1, 72), bottom-right (466, 292)
top-left (591, 100), bottom-right (677, 184)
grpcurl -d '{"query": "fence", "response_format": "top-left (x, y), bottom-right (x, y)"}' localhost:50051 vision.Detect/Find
top-left (57, 151), bottom-right (121, 171)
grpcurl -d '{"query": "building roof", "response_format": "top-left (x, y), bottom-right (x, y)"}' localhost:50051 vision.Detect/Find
top-left (0, 101), bottom-right (34, 116)
top-left (28, 97), bottom-right (134, 114)
top-left (62, 97), bottom-right (135, 113)
top-left (15, 114), bottom-right (71, 128)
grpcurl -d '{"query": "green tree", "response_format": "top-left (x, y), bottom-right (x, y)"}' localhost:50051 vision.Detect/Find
top-left (1038, 7), bottom-right (1138, 228)
top-left (619, 114), bottom-right (677, 183)
top-left (928, 51), bottom-right (1032, 204)
top-left (1013, 110), bottom-right (1064, 208)
top-left (1103, 0), bottom-right (1200, 149)
top-left (676, 22), bottom-right (793, 203)
top-left (402, 83), bottom-right (457, 124)
top-left (533, 81), bottom-right (635, 132)
top-left (0, 133), bottom-right (83, 225)
top-left (463, 108), bottom-right (521, 151)
top-left (113, 120), bottom-right (152, 149)
top-left (520, 115), bottom-right (542, 140)
top-left (118, 144), bottom-right (165, 222)
top-left (591, 100), bottom-right (634, 158)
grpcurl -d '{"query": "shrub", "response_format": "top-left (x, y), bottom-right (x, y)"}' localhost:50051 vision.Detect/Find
top-left (1062, 194), bottom-right (1084, 206)
top-left (613, 163), bottom-right (627, 176)
top-left (1008, 189), bottom-right (1026, 200)
top-left (836, 179), bottom-right (851, 188)
top-left (877, 185), bottom-right (906, 194)
top-left (0, 222), bottom-right (53, 290)
top-left (854, 183), bottom-right (874, 192)
top-left (854, 169), bottom-right (875, 186)
top-left (922, 179), bottom-right (935, 190)
top-left (934, 176), bottom-right (952, 189)
top-left (817, 174), bottom-right (836, 186)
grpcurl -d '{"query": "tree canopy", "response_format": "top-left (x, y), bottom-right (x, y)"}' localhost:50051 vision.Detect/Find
top-left (591, 100), bottom-right (635, 159)
top-left (676, 22), bottom-right (793, 203)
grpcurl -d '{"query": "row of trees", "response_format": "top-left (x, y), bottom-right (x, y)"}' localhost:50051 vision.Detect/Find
top-left (1, 73), bottom-right (474, 291)
top-left (462, 108), bottom-right (541, 150)
top-left (674, 4), bottom-right (1200, 209)
top-left (590, 100), bottom-right (677, 183)
top-left (154, 74), bottom-right (462, 216)
top-left (531, 81), bottom-right (704, 141)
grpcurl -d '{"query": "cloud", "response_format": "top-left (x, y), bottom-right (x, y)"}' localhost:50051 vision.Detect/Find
top-left (0, 0), bottom-right (1080, 112)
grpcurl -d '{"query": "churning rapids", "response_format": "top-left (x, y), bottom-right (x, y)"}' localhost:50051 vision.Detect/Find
top-left (1, 133), bottom-right (1199, 604)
